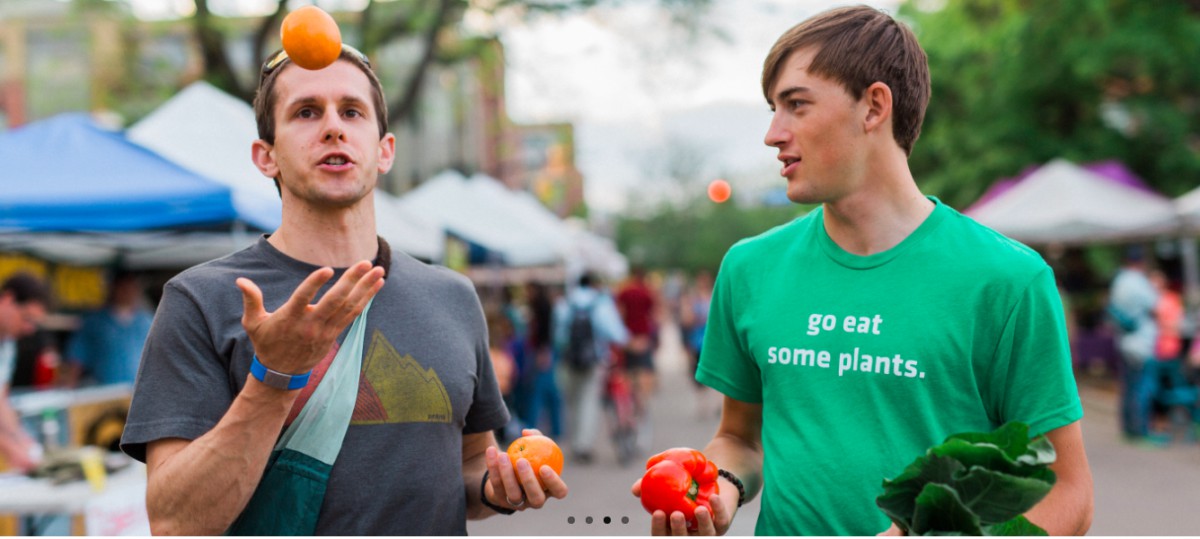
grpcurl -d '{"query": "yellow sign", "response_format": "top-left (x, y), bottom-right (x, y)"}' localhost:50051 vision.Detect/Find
top-left (0, 254), bottom-right (107, 309)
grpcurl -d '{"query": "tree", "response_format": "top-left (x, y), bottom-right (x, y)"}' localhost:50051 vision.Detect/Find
top-left (900, 0), bottom-right (1200, 209)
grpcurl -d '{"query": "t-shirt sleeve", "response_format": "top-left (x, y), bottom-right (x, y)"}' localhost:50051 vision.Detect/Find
top-left (695, 252), bottom-right (763, 404)
top-left (120, 281), bottom-right (236, 462)
top-left (462, 290), bottom-right (510, 435)
top-left (987, 267), bottom-right (1083, 436)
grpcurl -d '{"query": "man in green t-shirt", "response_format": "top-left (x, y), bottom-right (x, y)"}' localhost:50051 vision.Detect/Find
top-left (631, 5), bottom-right (1093, 536)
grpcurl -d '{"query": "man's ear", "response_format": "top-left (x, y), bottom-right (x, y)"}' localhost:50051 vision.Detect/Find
top-left (863, 81), bottom-right (893, 135)
top-left (377, 133), bottom-right (396, 175)
top-left (251, 139), bottom-right (280, 180)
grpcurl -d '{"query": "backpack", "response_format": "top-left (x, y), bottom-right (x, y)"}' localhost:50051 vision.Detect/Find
top-left (563, 301), bottom-right (600, 370)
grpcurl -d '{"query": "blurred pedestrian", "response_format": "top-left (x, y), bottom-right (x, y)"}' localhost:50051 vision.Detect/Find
top-left (555, 272), bottom-right (627, 463)
top-left (680, 270), bottom-right (718, 418)
top-left (522, 282), bottom-right (563, 438)
top-left (0, 273), bottom-right (49, 473)
top-left (1109, 246), bottom-right (1161, 442)
top-left (633, 6), bottom-right (1092, 536)
top-left (616, 265), bottom-right (659, 447)
top-left (64, 271), bottom-right (153, 387)
top-left (119, 43), bottom-right (564, 535)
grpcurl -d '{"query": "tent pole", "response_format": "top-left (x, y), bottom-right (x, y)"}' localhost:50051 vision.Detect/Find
top-left (1181, 236), bottom-right (1200, 309)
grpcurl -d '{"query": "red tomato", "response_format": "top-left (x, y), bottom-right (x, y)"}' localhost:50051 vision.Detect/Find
top-left (639, 447), bottom-right (720, 531)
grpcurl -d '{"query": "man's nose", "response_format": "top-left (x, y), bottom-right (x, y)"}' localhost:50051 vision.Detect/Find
top-left (322, 113), bottom-right (346, 142)
top-left (764, 114), bottom-right (790, 148)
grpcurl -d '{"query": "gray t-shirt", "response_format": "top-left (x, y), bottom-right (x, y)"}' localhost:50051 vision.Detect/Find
top-left (121, 236), bottom-right (509, 535)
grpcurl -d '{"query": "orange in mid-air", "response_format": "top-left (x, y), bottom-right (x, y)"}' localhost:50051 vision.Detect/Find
top-left (708, 178), bottom-right (732, 203)
top-left (506, 434), bottom-right (564, 489)
top-left (280, 6), bottom-right (342, 70)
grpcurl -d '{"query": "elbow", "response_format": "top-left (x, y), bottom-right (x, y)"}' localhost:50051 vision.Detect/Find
top-left (1076, 490), bottom-right (1095, 535)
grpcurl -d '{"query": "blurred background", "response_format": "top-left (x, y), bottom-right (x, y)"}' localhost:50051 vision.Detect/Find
top-left (1, 0), bottom-right (1199, 535)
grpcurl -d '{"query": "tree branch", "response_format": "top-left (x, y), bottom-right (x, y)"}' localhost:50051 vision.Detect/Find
top-left (250, 0), bottom-right (288, 79)
top-left (388, 0), bottom-right (460, 124)
top-left (193, 0), bottom-right (249, 101)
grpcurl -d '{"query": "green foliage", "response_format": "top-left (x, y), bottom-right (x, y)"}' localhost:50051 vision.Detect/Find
top-left (876, 422), bottom-right (1056, 536)
top-left (901, 0), bottom-right (1200, 209)
top-left (615, 198), bottom-right (804, 274)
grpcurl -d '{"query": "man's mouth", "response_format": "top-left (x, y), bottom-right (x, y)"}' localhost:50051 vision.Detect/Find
top-left (323, 156), bottom-right (348, 166)
top-left (780, 157), bottom-right (800, 176)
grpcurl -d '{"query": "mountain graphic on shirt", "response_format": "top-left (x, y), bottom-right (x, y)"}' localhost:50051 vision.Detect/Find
top-left (351, 330), bottom-right (452, 425)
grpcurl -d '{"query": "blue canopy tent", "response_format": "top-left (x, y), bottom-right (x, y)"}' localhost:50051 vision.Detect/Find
top-left (0, 113), bottom-right (236, 231)
top-left (0, 114), bottom-right (244, 267)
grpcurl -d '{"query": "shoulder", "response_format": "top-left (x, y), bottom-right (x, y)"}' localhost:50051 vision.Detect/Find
top-left (720, 211), bottom-right (815, 272)
top-left (388, 251), bottom-right (481, 308)
top-left (933, 204), bottom-right (1053, 285)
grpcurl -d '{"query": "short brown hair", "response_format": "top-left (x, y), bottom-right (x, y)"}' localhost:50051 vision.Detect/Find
top-left (762, 5), bottom-right (930, 155)
top-left (253, 48), bottom-right (389, 145)
top-left (1, 272), bottom-right (50, 307)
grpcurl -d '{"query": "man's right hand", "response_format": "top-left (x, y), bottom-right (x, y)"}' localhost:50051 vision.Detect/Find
top-left (236, 261), bottom-right (385, 376)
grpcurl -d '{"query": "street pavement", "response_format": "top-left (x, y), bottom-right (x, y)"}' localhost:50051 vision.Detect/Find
top-left (469, 322), bottom-right (1200, 536)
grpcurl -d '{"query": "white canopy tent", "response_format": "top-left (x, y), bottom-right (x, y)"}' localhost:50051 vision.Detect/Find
top-left (396, 171), bottom-right (565, 267)
top-left (1174, 185), bottom-right (1200, 231)
top-left (464, 174), bottom-right (628, 282)
top-left (127, 81), bottom-right (443, 262)
top-left (966, 158), bottom-right (1180, 245)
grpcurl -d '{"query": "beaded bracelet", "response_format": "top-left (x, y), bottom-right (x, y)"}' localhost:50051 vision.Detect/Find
top-left (718, 468), bottom-right (746, 508)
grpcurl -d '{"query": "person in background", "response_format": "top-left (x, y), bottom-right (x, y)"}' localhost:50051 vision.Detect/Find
top-left (522, 282), bottom-right (563, 438)
top-left (615, 266), bottom-right (659, 447)
top-left (0, 273), bottom-right (50, 472)
top-left (64, 271), bottom-right (154, 387)
top-left (679, 270), bottom-right (717, 418)
top-left (555, 272), bottom-right (627, 464)
top-left (1109, 246), bottom-right (1161, 442)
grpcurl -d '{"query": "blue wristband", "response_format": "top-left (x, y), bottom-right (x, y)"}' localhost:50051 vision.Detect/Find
top-left (249, 355), bottom-right (311, 391)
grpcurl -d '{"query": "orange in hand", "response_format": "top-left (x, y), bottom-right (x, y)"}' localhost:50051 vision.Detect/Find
top-left (280, 6), bottom-right (342, 70)
top-left (506, 434), bottom-right (564, 488)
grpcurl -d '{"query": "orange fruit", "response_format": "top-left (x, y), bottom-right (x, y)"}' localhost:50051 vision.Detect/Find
top-left (280, 6), bottom-right (342, 70)
top-left (708, 179), bottom-right (732, 203)
top-left (506, 434), bottom-right (564, 488)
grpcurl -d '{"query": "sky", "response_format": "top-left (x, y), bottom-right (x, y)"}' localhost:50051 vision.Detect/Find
top-left (499, 0), bottom-right (901, 214)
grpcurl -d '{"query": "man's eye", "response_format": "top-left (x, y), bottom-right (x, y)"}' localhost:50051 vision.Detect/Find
top-left (345, 109), bottom-right (362, 118)
top-left (298, 108), bottom-right (316, 118)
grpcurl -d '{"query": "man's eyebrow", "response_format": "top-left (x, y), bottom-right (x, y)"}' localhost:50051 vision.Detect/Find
top-left (769, 86), bottom-right (811, 107)
top-left (283, 95), bottom-right (370, 109)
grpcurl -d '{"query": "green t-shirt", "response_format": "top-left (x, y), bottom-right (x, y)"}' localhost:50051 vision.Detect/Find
top-left (696, 198), bottom-right (1082, 536)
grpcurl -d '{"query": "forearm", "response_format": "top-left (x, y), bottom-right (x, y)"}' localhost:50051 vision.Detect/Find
top-left (146, 379), bottom-right (297, 535)
top-left (1025, 422), bottom-right (1094, 535)
top-left (0, 396), bottom-right (31, 445)
top-left (1024, 473), bottom-right (1093, 535)
top-left (463, 448), bottom-right (492, 520)
top-left (703, 432), bottom-right (764, 511)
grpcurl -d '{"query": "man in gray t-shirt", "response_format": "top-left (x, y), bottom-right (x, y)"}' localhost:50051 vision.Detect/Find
top-left (121, 40), bottom-right (567, 535)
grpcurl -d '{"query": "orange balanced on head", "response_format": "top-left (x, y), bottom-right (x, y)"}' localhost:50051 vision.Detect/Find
top-left (506, 434), bottom-right (564, 489)
top-left (280, 6), bottom-right (342, 70)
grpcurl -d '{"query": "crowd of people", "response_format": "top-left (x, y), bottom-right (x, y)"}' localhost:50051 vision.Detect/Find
top-left (1107, 245), bottom-right (1200, 446)
top-left (480, 267), bottom-right (717, 465)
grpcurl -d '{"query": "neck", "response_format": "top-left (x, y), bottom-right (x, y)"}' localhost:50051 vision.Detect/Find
top-left (821, 148), bottom-right (934, 256)
top-left (269, 193), bottom-right (379, 267)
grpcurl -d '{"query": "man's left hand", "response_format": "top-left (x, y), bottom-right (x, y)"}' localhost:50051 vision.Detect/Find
top-left (483, 429), bottom-right (568, 512)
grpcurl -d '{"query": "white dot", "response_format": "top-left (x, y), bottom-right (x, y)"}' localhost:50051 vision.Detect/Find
top-left (919, 372), bottom-right (925, 379)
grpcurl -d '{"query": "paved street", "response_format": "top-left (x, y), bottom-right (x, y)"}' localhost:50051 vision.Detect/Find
top-left (470, 321), bottom-right (1200, 536)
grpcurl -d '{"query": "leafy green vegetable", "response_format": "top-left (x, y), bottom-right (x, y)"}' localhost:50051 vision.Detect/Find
top-left (876, 422), bottom-right (1056, 536)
